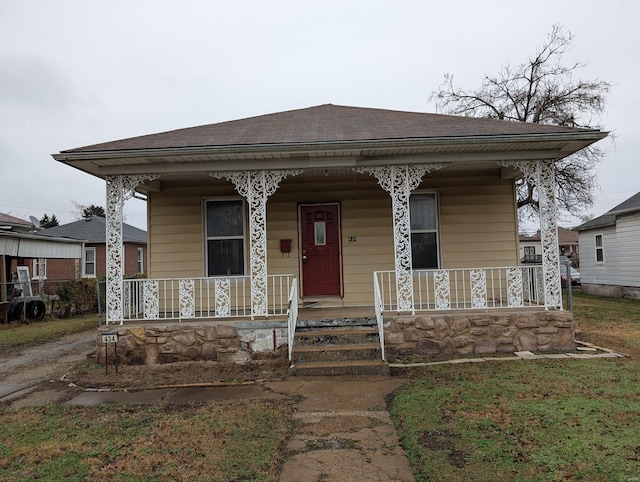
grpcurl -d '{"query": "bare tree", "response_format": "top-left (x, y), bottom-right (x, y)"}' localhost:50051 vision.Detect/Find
top-left (430, 24), bottom-right (611, 221)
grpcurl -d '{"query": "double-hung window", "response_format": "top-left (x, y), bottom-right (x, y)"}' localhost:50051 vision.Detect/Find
top-left (595, 234), bottom-right (604, 263)
top-left (205, 199), bottom-right (246, 276)
top-left (409, 192), bottom-right (440, 269)
top-left (137, 247), bottom-right (144, 274)
top-left (84, 247), bottom-right (96, 277)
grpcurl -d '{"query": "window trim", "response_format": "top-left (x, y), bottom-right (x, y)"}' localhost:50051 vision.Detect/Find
top-left (203, 197), bottom-right (247, 277)
top-left (32, 258), bottom-right (47, 280)
top-left (409, 190), bottom-right (441, 269)
top-left (83, 246), bottom-right (97, 278)
top-left (137, 247), bottom-right (144, 274)
top-left (594, 233), bottom-right (605, 264)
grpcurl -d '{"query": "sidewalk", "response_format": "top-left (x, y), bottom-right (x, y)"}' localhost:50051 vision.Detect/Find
top-left (66, 376), bottom-right (416, 482)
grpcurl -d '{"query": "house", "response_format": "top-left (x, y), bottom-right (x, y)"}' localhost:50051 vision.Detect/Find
top-left (52, 104), bottom-right (606, 364)
top-left (576, 191), bottom-right (640, 299)
top-left (519, 227), bottom-right (580, 266)
top-left (1, 213), bottom-right (83, 319)
top-left (39, 215), bottom-right (147, 280)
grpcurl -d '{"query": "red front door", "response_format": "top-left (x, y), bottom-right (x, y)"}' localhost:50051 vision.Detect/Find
top-left (300, 204), bottom-right (342, 297)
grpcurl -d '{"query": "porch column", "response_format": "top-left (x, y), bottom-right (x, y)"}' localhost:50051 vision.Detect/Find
top-left (210, 170), bottom-right (301, 318)
top-left (105, 174), bottom-right (158, 324)
top-left (355, 164), bottom-right (444, 313)
top-left (501, 160), bottom-right (562, 309)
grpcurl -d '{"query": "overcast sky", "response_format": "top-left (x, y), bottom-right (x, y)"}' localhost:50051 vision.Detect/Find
top-left (1, 1), bottom-right (638, 232)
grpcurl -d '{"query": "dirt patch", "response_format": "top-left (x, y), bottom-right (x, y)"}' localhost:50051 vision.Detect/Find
top-left (70, 349), bottom-right (291, 390)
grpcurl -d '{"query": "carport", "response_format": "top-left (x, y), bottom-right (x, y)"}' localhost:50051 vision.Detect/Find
top-left (0, 231), bottom-right (84, 320)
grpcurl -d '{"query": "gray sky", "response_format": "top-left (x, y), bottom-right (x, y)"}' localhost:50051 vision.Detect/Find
top-left (1, 1), bottom-right (638, 232)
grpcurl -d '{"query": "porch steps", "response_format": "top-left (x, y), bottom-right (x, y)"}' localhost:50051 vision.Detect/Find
top-left (290, 324), bottom-right (389, 376)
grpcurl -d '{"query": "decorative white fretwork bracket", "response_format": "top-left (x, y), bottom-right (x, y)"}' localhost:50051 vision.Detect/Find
top-left (354, 164), bottom-right (446, 313)
top-left (106, 174), bottom-right (159, 324)
top-left (210, 170), bottom-right (302, 318)
top-left (500, 160), bottom-right (562, 309)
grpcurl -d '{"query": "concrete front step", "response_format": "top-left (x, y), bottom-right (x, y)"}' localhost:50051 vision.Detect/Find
top-left (292, 343), bottom-right (382, 364)
top-left (290, 359), bottom-right (390, 376)
top-left (294, 327), bottom-right (380, 346)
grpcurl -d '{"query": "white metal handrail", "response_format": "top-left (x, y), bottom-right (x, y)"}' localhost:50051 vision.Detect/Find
top-left (374, 265), bottom-right (544, 313)
top-left (287, 280), bottom-right (299, 363)
top-left (373, 272), bottom-right (386, 361)
top-left (122, 274), bottom-right (296, 322)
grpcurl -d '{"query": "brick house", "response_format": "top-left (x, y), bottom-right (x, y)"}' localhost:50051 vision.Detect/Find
top-left (39, 216), bottom-right (147, 280)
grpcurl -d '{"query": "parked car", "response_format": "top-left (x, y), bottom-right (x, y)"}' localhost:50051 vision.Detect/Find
top-left (560, 265), bottom-right (581, 286)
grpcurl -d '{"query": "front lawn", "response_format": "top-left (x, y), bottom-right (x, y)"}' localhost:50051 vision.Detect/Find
top-left (0, 401), bottom-right (293, 481)
top-left (389, 290), bottom-right (640, 481)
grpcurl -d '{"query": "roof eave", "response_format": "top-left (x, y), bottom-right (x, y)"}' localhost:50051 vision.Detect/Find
top-left (54, 130), bottom-right (607, 162)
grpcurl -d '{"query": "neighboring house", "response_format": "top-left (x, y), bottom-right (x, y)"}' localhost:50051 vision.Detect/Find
top-left (1, 213), bottom-right (83, 305)
top-left (519, 227), bottom-right (579, 266)
top-left (576, 191), bottom-right (640, 299)
top-left (39, 216), bottom-right (147, 280)
top-left (53, 104), bottom-right (606, 361)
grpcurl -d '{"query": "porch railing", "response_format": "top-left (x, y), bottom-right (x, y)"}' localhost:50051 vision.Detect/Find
top-left (121, 274), bottom-right (296, 322)
top-left (374, 265), bottom-right (544, 313)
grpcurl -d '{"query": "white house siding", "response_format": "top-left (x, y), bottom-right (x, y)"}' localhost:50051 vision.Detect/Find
top-left (579, 226), bottom-right (618, 286)
top-left (615, 213), bottom-right (640, 287)
top-left (147, 170), bottom-right (519, 306)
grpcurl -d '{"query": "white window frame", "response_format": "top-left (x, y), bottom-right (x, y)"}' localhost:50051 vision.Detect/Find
top-left (83, 246), bottom-right (96, 278)
top-left (203, 197), bottom-right (247, 277)
top-left (137, 247), bottom-right (144, 274)
top-left (595, 233), bottom-right (605, 264)
top-left (32, 258), bottom-right (47, 280)
top-left (409, 191), bottom-right (441, 270)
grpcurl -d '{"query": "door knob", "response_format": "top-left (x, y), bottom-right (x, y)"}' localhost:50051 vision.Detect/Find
top-left (302, 255), bottom-right (307, 264)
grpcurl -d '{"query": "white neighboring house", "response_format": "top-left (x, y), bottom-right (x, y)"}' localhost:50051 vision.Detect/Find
top-left (576, 191), bottom-right (640, 299)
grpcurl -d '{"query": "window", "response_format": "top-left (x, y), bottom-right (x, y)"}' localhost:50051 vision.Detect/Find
top-left (595, 234), bottom-right (604, 263)
top-left (524, 246), bottom-right (536, 257)
top-left (84, 247), bottom-right (96, 277)
top-left (409, 192), bottom-right (440, 269)
top-left (33, 259), bottom-right (46, 280)
top-left (205, 199), bottom-right (245, 276)
top-left (137, 247), bottom-right (144, 274)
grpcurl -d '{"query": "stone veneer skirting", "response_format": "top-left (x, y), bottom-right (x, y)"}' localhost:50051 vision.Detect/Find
top-left (97, 324), bottom-right (245, 366)
top-left (383, 310), bottom-right (575, 362)
top-left (97, 311), bottom-right (575, 366)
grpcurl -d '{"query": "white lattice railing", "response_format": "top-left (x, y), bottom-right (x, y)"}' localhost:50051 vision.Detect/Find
top-left (374, 265), bottom-right (546, 313)
top-left (122, 274), bottom-right (296, 322)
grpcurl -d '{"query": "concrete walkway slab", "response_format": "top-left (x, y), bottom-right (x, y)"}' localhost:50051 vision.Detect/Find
top-left (65, 388), bottom-right (176, 406)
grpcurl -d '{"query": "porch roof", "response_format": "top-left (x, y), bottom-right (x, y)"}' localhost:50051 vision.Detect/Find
top-left (53, 104), bottom-right (607, 184)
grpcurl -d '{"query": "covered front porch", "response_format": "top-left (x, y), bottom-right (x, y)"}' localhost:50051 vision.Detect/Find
top-left (52, 105), bottom-right (607, 366)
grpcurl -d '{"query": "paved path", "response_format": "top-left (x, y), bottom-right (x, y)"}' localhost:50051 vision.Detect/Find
top-left (65, 376), bottom-right (416, 482)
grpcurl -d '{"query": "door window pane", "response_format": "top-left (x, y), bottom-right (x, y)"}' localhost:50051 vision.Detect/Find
top-left (314, 222), bottom-right (326, 245)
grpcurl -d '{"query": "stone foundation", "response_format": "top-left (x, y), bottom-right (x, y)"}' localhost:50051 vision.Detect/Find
top-left (384, 310), bottom-right (575, 362)
top-left (97, 324), bottom-right (242, 365)
top-left (582, 283), bottom-right (640, 300)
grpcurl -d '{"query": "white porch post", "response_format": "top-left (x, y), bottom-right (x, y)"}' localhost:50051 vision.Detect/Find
top-left (211, 170), bottom-right (301, 318)
top-left (355, 164), bottom-right (444, 313)
top-left (501, 160), bottom-right (562, 309)
top-left (105, 174), bottom-right (157, 324)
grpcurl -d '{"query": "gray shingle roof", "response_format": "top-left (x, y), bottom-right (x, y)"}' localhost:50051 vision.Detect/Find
top-left (62, 104), bottom-right (598, 153)
top-left (576, 191), bottom-right (640, 231)
top-left (39, 216), bottom-right (146, 243)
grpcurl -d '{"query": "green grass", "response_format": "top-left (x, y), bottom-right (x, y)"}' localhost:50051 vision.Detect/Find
top-left (0, 314), bottom-right (98, 350)
top-left (389, 290), bottom-right (640, 481)
top-left (0, 401), bottom-right (293, 481)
